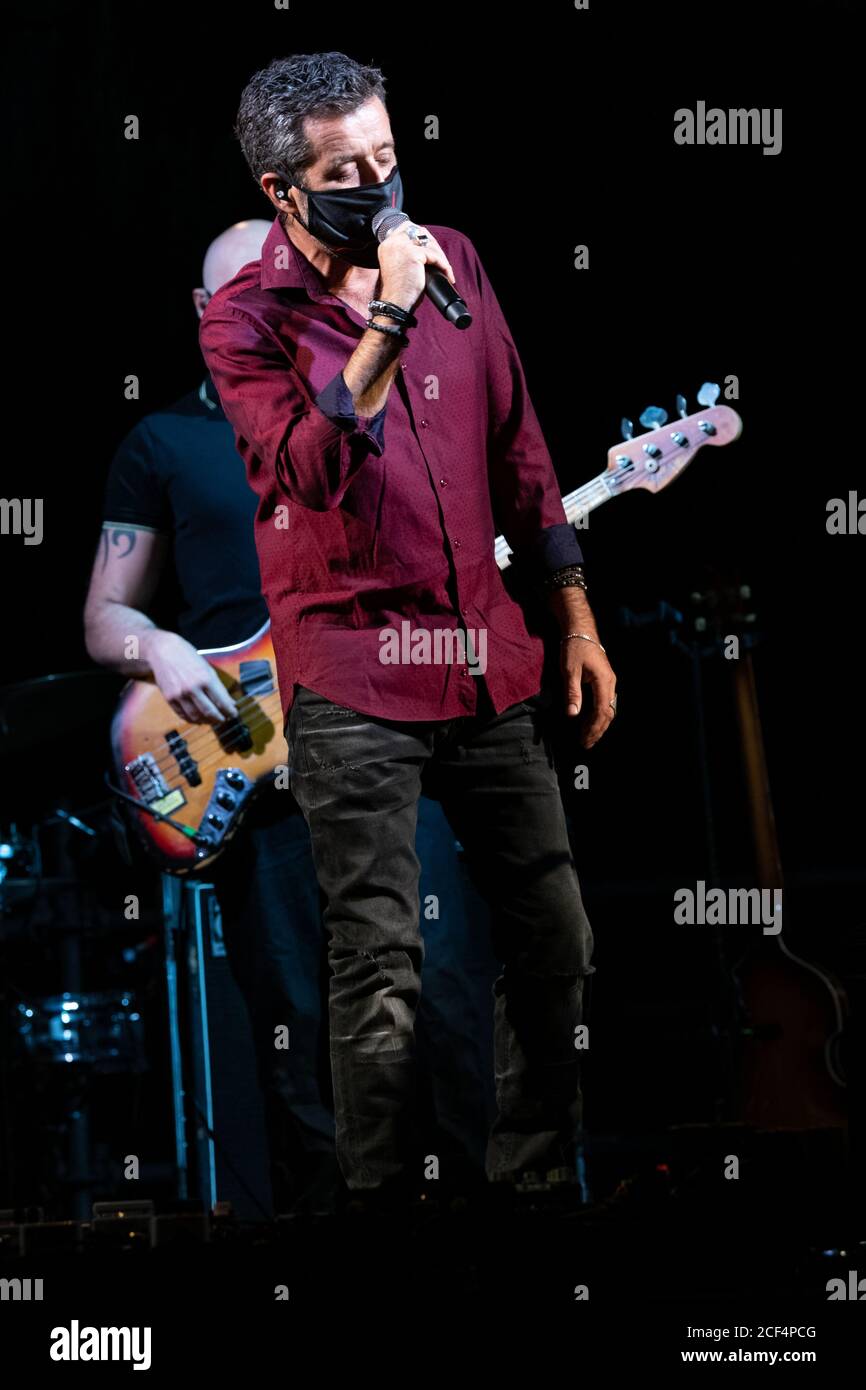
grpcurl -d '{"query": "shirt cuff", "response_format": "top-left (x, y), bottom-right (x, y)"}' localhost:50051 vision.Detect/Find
top-left (514, 522), bottom-right (585, 576)
top-left (314, 369), bottom-right (386, 455)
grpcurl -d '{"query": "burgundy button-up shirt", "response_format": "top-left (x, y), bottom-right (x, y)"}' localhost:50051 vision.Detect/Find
top-left (199, 214), bottom-right (583, 726)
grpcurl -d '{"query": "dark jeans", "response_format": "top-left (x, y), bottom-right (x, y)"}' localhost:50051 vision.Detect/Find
top-left (413, 794), bottom-right (500, 1178)
top-left (209, 795), bottom-right (336, 1211)
top-left (209, 788), bottom-right (501, 1210)
top-left (286, 684), bottom-right (596, 1192)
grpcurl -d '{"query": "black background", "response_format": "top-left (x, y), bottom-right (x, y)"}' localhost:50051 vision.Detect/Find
top-left (3, 0), bottom-right (861, 1139)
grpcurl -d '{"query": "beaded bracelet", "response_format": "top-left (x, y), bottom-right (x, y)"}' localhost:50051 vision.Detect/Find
top-left (547, 564), bottom-right (587, 591)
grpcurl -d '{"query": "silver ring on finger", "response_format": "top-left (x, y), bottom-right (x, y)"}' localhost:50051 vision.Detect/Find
top-left (609, 694), bottom-right (618, 715)
top-left (406, 223), bottom-right (429, 244)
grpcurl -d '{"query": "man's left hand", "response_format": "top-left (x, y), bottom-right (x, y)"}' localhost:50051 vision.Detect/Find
top-left (560, 634), bottom-right (617, 748)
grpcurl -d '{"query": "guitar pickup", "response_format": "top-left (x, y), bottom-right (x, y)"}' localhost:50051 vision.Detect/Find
top-left (238, 659), bottom-right (274, 698)
top-left (217, 717), bottom-right (254, 754)
top-left (166, 730), bottom-right (202, 787)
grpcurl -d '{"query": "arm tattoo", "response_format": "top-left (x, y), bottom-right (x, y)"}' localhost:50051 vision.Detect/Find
top-left (99, 524), bottom-right (145, 571)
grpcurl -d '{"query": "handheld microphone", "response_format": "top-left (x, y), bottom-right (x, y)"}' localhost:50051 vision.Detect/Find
top-left (371, 208), bottom-right (472, 329)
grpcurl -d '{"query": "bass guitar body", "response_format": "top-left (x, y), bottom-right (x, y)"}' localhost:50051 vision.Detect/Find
top-left (111, 621), bottom-right (287, 874)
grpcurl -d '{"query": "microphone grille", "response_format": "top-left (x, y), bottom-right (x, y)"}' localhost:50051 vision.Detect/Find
top-left (372, 207), bottom-right (408, 242)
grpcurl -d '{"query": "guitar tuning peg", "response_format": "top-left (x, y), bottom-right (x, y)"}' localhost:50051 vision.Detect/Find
top-left (620, 417), bottom-right (634, 441)
top-left (676, 393), bottom-right (688, 418)
top-left (697, 381), bottom-right (720, 407)
top-left (638, 405), bottom-right (668, 431)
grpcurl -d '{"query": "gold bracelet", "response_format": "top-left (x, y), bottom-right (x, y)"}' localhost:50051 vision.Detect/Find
top-left (561, 631), bottom-right (606, 654)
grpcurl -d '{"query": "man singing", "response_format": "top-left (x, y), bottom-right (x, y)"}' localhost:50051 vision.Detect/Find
top-left (200, 50), bottom-right (617, 1207)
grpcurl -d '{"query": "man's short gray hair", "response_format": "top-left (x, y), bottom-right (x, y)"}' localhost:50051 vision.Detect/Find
top-left (234, 51), bottom-right (388, 190)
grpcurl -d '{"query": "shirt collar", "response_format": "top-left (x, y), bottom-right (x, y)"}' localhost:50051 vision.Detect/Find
top-left (259, 213), bottom-right (330, 298)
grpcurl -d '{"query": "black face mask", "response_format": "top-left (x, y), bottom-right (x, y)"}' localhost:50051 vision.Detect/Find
top-left (292, 165), bottom-right (404, 268)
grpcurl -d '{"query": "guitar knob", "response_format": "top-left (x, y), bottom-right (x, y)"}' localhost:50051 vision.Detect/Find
top-left (225, 770), bottom-right (245, 790)
top-left (216, 792), bottom-right (236, 810)
top-left (207, 814), bottom-right (225, 829)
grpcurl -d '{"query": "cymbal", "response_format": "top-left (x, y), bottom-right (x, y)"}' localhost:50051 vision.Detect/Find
top-left (0, 670), bottom-right (124, 757)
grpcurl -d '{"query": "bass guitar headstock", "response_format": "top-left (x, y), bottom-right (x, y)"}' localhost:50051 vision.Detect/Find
top-left (605, 383), bottom-right (742, 496)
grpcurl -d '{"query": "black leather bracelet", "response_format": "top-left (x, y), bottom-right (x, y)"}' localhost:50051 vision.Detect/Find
top-left (364, 319), bottom-right (410, 345)
top-left (368, 299), bottom-right (418, 328)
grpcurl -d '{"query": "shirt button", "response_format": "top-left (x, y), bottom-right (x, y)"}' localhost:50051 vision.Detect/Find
top-left (439, 478), bottom-right (448, 487)
top-left (420, 419), bottom-right (429, 428)
top-left (454, 539), bottom-right (462, 548)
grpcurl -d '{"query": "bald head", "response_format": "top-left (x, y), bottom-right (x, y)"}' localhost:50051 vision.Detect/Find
top-left (202, 219), bottom-right (272, 295)
top-left (193, 220), bottom-right (272, 319)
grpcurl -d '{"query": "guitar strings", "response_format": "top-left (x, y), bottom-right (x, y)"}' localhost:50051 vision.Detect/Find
top-left (134, 689), bottom-right (284, 773)
top-left (155, 710), bottom-right (284, 781)
top-left (125, 708), bottom-right (286, 812)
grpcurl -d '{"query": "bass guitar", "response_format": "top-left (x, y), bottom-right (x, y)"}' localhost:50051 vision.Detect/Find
top-left (110, 389), bottom-right (742, 872)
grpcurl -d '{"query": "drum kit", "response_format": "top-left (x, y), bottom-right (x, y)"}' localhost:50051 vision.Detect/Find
top-left (0, 669), bottom-right (152, 1215)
